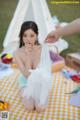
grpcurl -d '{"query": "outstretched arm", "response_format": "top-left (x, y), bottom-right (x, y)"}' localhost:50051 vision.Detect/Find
top-left (14, 52), bottom-right (30, 78)
top-left (45, 18), bottom-right (80, 43)
top-left (59, 18), bottom-right (80, 36)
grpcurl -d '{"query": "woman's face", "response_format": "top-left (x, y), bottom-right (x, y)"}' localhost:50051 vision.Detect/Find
top-left (23, 29), bottom-right (37, 46)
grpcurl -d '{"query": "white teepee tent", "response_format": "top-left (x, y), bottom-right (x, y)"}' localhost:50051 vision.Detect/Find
top-left (3, 0), bottom-right (68, 53)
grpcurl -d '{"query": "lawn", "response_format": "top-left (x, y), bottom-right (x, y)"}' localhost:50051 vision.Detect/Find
top-left (0, 0), bottom-right (80, 56)
top-left (47, 0), bottom-right (80, 56)
top-left (0, 0), bottom-right (18, 51)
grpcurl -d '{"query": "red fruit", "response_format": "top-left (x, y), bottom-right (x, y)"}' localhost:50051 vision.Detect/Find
top-left (1, 54), bottom-right (13, 64)
top-left (71, 75), bottom-right (80, 83)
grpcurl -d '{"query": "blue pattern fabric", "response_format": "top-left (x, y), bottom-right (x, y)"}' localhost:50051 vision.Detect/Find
top-left (18, 75), bottom-right (27, 88)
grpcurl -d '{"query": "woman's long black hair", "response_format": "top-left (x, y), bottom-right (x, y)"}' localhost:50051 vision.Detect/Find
top-left (19, 21), bottom-right (40, 48)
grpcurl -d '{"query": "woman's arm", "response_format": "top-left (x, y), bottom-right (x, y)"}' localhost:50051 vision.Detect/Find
top-left (14, 52), bottom-right (30, 78)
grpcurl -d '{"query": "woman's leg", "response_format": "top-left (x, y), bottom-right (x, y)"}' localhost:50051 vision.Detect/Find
top-left (22, 97), bottom-right (35, 111)
top-left (35, 78), bottom-right (49, 112)
top-left (18, 75), bottom-right (35, 111)
top-left (35, 102), bottom-right (45, 112)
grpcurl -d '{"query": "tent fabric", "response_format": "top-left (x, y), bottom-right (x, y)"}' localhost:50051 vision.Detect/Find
top-left (3, 0), bottom-right (68, 53)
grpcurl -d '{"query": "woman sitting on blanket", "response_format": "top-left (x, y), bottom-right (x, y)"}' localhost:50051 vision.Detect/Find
top-left (14, 21), bottom-right (52, 112)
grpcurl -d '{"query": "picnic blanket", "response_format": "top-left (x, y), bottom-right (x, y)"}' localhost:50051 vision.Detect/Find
top-left (0, 69), bottom-right (80, 120)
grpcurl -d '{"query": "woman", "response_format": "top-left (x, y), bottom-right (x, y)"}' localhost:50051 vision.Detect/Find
top-left (14, 21), bottom-right (52, 112)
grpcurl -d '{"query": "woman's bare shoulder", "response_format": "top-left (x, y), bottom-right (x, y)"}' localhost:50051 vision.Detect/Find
top-left (14, 47), bottom-right (24, 56)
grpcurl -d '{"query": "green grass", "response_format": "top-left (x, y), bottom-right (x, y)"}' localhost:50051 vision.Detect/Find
top-left (47, 0), bottom-right (80, 56)
top-left (0, 0), bottom-right (80, 57)
top-left (0, 0), bottom-right (18, 51)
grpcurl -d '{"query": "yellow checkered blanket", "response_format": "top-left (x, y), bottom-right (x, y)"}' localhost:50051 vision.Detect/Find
top-left (0, 69), bottom-right (80, 120)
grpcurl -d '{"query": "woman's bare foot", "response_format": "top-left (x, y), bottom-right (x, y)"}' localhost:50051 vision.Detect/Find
top-left (35, 103), bottom-right (45, 112)
top-left (22, 97), bottom-right (35, 111)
